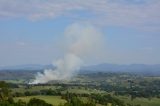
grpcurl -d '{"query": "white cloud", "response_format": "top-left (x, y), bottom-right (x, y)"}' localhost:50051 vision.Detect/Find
top-left (0, 0), bottom-right (160, 29)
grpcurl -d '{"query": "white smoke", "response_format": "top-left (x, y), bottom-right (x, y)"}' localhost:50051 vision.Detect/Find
top-left (30, 23), bottom-right (105, 84)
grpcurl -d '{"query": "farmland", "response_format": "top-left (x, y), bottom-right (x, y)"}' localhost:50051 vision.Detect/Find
top-left (1, 72), bottom-right (159, 106)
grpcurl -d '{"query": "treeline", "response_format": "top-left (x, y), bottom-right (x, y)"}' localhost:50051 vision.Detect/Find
top-left (0, 98), bottom-right (52, 106)
top-left (13, 88), bottom-right (63, 97)
top-left (1, 81), bottom-right (141, 106)
top-left (100, 80), bottom-right (160, 99)
top-left (61, 92), bottom-right (125, 106)
top-left (0, 81), bottom-right (52, 106)
top-left (5, 72), bottom-right (160, 99)
top-left (12, 80), bottom-right (160, 100)
top-left (60, 92), bottom-right (140, 106)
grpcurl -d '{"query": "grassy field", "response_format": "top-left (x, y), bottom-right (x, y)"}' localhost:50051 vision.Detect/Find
top-left (14, 96), bottom-right (67, 106)
top-left (12, 86), bottom-right (160, 106)
top-left (116, 96), bottom-right (160, 106)
top-left (14, 95), bottom-right (160, 106)
top-left (65, 87), bottom-right (106, 94)
top-left (14, 96), bottom-right (106, 106)
top-left (10, 73), bottom-right (160, 106)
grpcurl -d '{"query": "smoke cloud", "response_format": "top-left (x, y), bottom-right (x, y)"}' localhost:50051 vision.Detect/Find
top-left (30, 23), bottom-right (105, 84)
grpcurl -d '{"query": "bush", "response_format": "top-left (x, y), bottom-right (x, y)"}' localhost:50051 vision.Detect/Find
top-left (27, 98), bottom-right (52, 106)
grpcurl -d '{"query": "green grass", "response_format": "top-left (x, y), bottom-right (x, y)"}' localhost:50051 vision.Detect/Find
top-left (63, 87), bottom-right (106, 94)
top-left (116, 96), bottom-right (160, 106)
top-left (14, 95), bottom-right (67, 106)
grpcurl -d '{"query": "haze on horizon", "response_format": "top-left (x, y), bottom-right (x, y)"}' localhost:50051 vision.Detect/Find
top-left (0, 0), bottom-right (160, 67)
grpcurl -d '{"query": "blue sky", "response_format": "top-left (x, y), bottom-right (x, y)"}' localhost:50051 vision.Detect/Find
top-left (0, 0), bottom-right (160, 66)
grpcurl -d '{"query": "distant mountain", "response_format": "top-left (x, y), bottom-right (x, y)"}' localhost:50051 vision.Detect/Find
top-left (81, 63), bottom-right (160, 76)
top-left (0, 63), bottom-right (160, 76)
top-left (0, 64), bottom-right (54, 71)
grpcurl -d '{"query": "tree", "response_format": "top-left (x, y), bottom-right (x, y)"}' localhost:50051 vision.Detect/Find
top-left (0, 81), bottom-right (12, 101)
top-left (27, 98), bottom-right (52, 106)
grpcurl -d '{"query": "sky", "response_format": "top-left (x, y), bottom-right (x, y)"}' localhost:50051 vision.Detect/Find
top-left (0, 0), bottom-right (160, 66)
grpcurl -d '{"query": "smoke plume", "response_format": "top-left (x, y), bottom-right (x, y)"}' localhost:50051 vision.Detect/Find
top-left (30, 23), bottom-right (105, 84)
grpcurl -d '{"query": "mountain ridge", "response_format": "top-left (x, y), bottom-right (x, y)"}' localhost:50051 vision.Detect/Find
top-left (0, 63), bottom-right (160, 75)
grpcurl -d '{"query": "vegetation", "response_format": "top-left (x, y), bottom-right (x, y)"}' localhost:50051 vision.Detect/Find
top-left (14, 96), bottom-right (66, 106)
top-left (0, 72), bottom-right (160, 106)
